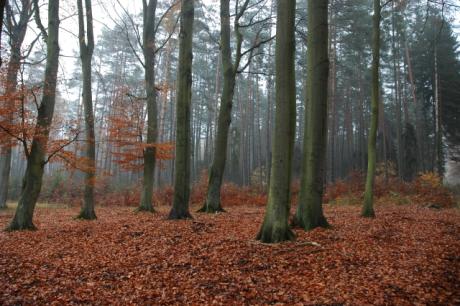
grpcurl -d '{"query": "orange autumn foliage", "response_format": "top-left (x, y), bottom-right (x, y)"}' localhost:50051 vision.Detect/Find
top-left (107, 85), bottom-right (173, 172)
top-left (323, 171), bottom-right (455, 208)
top-left (0, 78), bottom-right (85, 170)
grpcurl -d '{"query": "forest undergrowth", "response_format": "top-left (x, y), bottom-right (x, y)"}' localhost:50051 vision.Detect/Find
top-left (39, 171), bottom-right (457, 210)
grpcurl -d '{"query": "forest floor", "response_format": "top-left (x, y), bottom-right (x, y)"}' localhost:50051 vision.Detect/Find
top-left (0, 203), bottom-right (459, 305)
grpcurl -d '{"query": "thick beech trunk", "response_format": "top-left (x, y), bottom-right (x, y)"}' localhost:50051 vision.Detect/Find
top-left (256, 0), bottom-right (296, 243)
top-left (138, 0), bottom-right (158, 213)
top-left (169, 0), bottom-right (194, 220)
top-left (293, 0), bottom-right (330, 230)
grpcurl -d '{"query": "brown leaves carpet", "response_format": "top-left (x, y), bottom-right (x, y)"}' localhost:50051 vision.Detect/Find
top-left (1, 204), bottom-right (459, 305)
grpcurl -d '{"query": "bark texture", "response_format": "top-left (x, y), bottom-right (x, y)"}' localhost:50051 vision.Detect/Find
top-left (293, 0), bottom-right (330, 230)
top-left (362, 0), bottom-right (380, 218)
top-left (168, 0), bottom-right (194, 220)
top-left (138, 0), bottom-right (158, 213)
top-left (198, 0), bottom-right (235, 213)
top-left (256, 0), bottom-right (296, 243)
top-left (76, 0), bottom-right (97, 220)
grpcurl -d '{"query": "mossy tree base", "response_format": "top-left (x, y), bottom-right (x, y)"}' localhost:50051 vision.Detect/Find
top-left (291, 214), bottom-right (330, 231)
top-left (167, 208), bottom-right (193, 220)
top-left (135, 205), bottom-right (155, 213)
top-left (361, 206), bottom-right (376, 218)
top-left (197, 202), bottom-right (225, 213)
top-left (76, 209), bottom-right (97, 220)
top-left (256, 222), bottom-right (295, 244)
top-left (6, 220), bottom-right (37, 231)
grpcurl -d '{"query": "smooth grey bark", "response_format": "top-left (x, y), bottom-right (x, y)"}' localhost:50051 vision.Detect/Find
top-left (138, 0), bottom-right (158, 213)
top-left (293, 0), bottom-right (330, 230)
top-left (256, 0), bottom-right (296, 243)
top-left (168, 0), bottom-right (194, 220)
top-left (76, 0), bottom-right (97, 220)
top-left (199, 0), bottom-right (253, 213)
top-left (362, 0), bottom-right (380, 218)
top-left (198, 0), bottom-right (235, 213)
top-left (0, 0), bottom-right (31, 209)
top-left (7, 0), bottom-right (60, 231)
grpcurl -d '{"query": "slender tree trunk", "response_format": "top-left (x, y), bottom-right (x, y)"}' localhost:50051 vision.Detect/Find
top-left (328, 22), bottom-right (337, 183)
top-left (257, 0), bottom-right (296, 243)
top-left (392, 1), bottom-right (403, 179)
top-left (405, 42), bottom-right (423, 172)
top-left (0, 0), bottom-right (31, 209)
top-left (7, 0), bottom-right (60, 231)
top-left (138, 0), bottom-right (158, 212)
top-left (434, 46), bottom-right (443, 177)
top-left (199, 0), bottom-right (235, 213)
top-left (168, 0), bottom-right (194, 220)
top-left (362, 0), bottom-right (380, 218)
top-left (293, 0), bottom-right (330, 230)
top-left (76, 0), bottom-right (97, 220)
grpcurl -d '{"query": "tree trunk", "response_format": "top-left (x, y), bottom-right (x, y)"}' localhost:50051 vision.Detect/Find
top-left (7, 0), bottom-right (60, 231)
top-left (199, 0), bottom-right (235, 213)
top-left (433, 46), bottom-right (443, 177)
top-left (391, 1), bottom-right (403, 179)
top-left (0, 0), bottom-right (31, 209)
top-left (76, 0), bottom-right (97, 220)
top-left (362, 0), bottom-right (380, 218)
top-left (257, 0), bottom-right (296, 243)
top-left (293, 0), bottom-right (330, 230)
top-left (168, 0), bottom-right (194, 220)
top-left (138, 0), bottom-right (158, 213)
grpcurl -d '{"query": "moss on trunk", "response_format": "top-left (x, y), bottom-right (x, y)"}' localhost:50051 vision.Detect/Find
top-left (294, 0), bottom-right (330, 231)
top-left (169, 0), bottom-right (194, 220)
top-left (256, 0), bottom-right (296, 243)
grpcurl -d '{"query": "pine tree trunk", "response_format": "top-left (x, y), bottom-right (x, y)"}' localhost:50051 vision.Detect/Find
top-left (169, 0), bottom-right (194, 220)
top-left (256, 0), bottom-right (296, 243)
top-left (76, 0), bottom-right (97, 220)
top-left (392, 1), bottom-right (403, 179)
top-left (362, 0), bottom-right (380, 218)
top-left (434, 46), bottom-right (443, 177)
top-left (138, 0), bottom-right (158, 213)
top-left (7, 0), bottom-right (60, 230)
top-left (293, 0), bottom-right (330, 230)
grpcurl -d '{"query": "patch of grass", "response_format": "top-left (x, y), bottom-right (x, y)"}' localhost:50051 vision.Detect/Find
top-left (328, 194), bottom-right (362, 206)
top-left (4, 202), bottom-right (69, 210)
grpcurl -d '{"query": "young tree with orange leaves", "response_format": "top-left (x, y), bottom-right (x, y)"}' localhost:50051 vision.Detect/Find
top-left (7, 0), bottom-right (60, 231)
top-left (76, 0), bottom-right (97, 220)
top-left (0, 0), bottom-right (32, 209)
